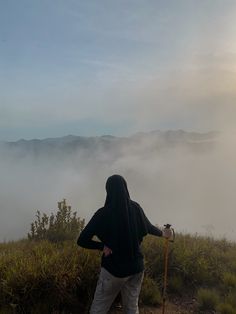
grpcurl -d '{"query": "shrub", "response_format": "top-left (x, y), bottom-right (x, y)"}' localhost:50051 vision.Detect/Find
top-left (28, 199), bottom-right (85, 242)
top-left (168, 274), bottom-right (184, 295)
top-left (197, 288), bottom-right (219, 311)
top-left (140, 276), bottom-right (162, 306)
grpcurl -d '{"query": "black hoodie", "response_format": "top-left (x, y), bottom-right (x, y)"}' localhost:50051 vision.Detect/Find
top-left (77, 175), bottom-right (162, 277)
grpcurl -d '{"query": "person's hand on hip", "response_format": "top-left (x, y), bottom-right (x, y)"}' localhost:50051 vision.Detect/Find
top-left (103, 245), bottom-right (112, 256)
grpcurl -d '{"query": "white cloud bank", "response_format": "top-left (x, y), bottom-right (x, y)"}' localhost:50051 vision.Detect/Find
top-left (0, 130), bottom-right (235, 241)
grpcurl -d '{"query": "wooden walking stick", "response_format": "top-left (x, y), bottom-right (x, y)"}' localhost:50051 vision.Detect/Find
top-left (162, 224), bottom-right (175, 314)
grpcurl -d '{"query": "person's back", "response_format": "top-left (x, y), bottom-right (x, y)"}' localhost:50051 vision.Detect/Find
top-left (77, 174), bottom-right (164, 313)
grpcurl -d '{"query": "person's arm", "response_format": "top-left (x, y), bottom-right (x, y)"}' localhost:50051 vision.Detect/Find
top-left (146, 219), bottom-right (163, 237)
top-left (139, 206), bottom-right (163, 237)
top-left (77, 213), bottom-right (104, 251)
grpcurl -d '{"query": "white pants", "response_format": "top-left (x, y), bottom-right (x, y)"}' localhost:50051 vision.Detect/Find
top-left (90, 267), bottom-right (144, 314)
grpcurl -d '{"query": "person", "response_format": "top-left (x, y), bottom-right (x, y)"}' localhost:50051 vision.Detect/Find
top-left (77, 174), bottom-right (172, 314)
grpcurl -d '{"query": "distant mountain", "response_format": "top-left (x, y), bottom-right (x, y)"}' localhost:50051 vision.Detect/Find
top-left (0, 130), bottom-right (219, 161)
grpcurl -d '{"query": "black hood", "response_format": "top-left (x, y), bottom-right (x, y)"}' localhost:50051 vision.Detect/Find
top-left (105, 174), bottom-right (130, 209)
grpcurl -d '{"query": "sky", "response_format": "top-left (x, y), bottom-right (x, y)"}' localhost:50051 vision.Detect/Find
top-left (1, 0), bottom-right (236, 140)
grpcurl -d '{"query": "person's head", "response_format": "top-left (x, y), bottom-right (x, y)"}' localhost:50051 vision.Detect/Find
top-left (105, 174), bottom-right (130, 207)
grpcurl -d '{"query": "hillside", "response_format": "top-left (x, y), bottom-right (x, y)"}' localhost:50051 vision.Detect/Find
top-left (0, 231), bottom-right (235, 313)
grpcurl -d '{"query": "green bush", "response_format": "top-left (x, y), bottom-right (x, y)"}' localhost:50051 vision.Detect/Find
top-left (197, 288), bottom-right (219, 311)
top-left (28, 199), bottom-right (85, 242)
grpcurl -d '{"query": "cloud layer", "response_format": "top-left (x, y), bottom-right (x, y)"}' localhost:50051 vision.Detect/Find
top-left (0, 131), bottom-right (235, 241)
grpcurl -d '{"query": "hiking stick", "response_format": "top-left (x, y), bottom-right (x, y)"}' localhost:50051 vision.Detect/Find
top-left (162, 224), bottom-right (175, 314)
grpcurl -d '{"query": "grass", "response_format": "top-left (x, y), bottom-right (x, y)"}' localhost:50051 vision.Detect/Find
top-left (0, 233), bottom-right (236, 313)
top-left (217, 303), bottom-right (236, 314)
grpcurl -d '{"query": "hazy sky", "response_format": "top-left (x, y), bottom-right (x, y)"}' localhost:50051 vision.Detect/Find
top-left (1, 0), bottom-right (236, 140)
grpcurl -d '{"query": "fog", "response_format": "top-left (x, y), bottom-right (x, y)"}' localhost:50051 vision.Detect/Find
top-left (0, 130), bottom-right (235, 242)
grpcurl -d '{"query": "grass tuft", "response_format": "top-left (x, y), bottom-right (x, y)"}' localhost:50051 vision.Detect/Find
top-left (197, 288), bottom-right (219, 311)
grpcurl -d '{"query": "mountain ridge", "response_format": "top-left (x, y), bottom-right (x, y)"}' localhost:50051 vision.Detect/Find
top-left (4, 129), bottom-right (218, 144)
top-left (0, 130), bottom-right (219, 161)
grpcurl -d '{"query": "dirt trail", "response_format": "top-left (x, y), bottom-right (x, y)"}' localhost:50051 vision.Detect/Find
top-left (111, 304), bottom-right (190, 313)
top-left (110, 298), bottom-right (197, 314)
